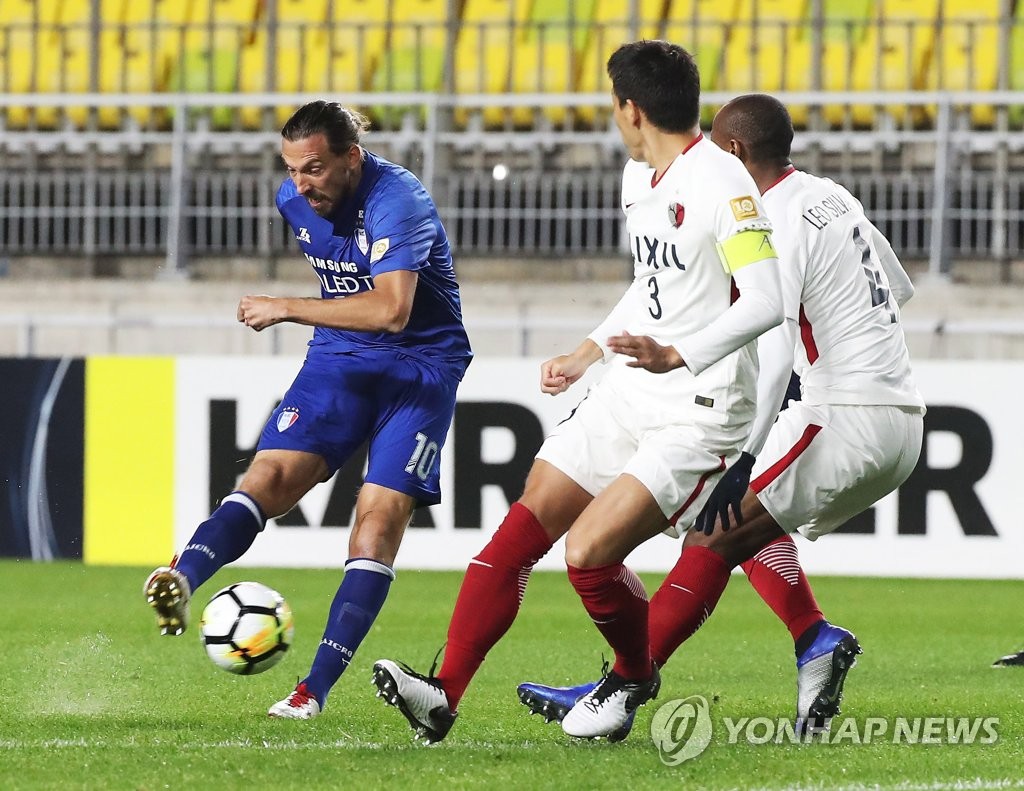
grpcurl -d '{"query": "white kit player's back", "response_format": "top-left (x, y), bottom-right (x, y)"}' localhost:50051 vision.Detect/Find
top-left (762, 170), bottom-right (924, 409)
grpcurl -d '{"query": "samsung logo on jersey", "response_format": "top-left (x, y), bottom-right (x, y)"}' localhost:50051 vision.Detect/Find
top-left (304, 252), bottom-right (360, 274)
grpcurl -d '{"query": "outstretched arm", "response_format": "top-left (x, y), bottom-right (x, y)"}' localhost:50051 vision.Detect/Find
top-left (237, 269), bottom-right (418, 333)
top-left (540, 339), bottom-right (603, 395)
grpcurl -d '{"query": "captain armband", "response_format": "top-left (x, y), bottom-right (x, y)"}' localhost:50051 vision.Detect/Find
top-left (716, 229), bottom-right (778, 274)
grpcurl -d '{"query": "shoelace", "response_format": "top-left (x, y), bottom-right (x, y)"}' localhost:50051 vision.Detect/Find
top-left (288, 683), bottom-right (315, 707)
top-left (395, 644), bottom-right (447, 691)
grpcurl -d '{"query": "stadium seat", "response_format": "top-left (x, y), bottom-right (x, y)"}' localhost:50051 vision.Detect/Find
top-left (849, 0), bottom-right (940, 126)
top-left (0, 0), bottom-right (62, 128)
top-left (51, 0), bottom-right (130, 128)
top-left (719, 0), bottom-right (810, 94)
top-left (454, 0), bottom-right (533, 127)
top-left (370, 0), bottom-right (450, 126)
top-left (663, 0), bottom-right (741, 124)
top-left (121, 0), bottom-right (199, 127)
top-left (169, 0), bottom-right (260, 128)
top-left (576, 0), bottom-right (665, 126)
top-left (325, 0), bottom-right (389, 96)
top-left (775, 0), bottom-right (873, 126)
top-left (239, 0), bottom-right (330, 128)
top-left (1010, 0), bottom-right (1024, 126)
top-left (922, 0), bottom-right (1000, 126)
top-left (508, 0), bottom-right (598, 127)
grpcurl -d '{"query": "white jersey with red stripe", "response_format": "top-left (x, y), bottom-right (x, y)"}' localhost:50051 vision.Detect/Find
top-left (587, 134), bottom-right (777, 428)
top-left (761, 169), bottom-right (924, 408)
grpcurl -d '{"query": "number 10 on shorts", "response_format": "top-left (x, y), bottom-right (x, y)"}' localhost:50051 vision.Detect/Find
top-left (405, 432), bottom-right (439, 481)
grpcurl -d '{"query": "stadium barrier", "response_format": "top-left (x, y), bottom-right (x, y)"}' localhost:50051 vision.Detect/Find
top-left (1, 356), bottom-right (1020, 578)
top-left (3, 91), bottom-right (1024, 274)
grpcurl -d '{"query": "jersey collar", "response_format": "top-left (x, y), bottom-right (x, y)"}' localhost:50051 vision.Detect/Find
top-left (762, 165), bottom-right (797, 196)
top-left (651, 133), bottom-right (704, 188)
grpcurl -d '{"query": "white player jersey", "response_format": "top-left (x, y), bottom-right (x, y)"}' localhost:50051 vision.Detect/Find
top-left (587, 134), bottom-right (777, 426)
top-left (762, 169), bottom-right (924, 407)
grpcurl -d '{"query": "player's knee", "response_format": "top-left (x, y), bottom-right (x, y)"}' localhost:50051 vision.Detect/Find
top-left (563, 533), bottom-right (603, 569)
top-left (682, 525), bottom-right (737, 563)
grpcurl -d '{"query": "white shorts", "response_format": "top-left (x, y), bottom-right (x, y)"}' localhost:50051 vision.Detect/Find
top-left (535, 380), bottom-right (747, 537)
top-left (751, 402), bottom-right (924, 540)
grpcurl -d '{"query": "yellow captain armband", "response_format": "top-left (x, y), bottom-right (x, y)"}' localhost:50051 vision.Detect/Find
top-left (716, 230), bottom-right (778, 274)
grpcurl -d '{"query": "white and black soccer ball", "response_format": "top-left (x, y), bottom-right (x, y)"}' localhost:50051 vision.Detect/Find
top-left (200, 581), bottom-right (294, 675)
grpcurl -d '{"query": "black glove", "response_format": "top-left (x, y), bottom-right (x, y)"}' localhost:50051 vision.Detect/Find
top-left (693, 452), bottom-right (756, 536)
top-left (782, 371), bottom-right (802, 411)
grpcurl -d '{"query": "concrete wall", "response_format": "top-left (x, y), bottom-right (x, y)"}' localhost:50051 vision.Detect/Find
top-left (1, 258), bottom-right (1023, 359)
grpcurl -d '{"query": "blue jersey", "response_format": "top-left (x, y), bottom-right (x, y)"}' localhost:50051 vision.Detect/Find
top-left (276, 151), bottom-right (472, 376)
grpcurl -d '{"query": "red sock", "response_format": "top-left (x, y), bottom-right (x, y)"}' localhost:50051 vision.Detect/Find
top-left (437, 503), bottom-right (553, 709)
top-left (649, 545), bottom-right (730, 667)
top-left (741, 534), bottom-right (824, 641)
top-left (567, 562), bottom-right (651, 680)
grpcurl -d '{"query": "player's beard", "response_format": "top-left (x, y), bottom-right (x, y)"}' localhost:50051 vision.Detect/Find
top-left (305, 191), bottom-right (333, 216)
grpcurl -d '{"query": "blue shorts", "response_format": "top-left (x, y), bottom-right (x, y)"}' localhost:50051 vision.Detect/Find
top-left (258, 349), bottom-right (461, 506)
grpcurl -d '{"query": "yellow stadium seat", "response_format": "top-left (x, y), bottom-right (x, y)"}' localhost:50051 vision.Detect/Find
top-left (454, 0), bottom-right (533, 127)
top-left (239, 0), bottom-right (330, 128)
top-left (166, 0), bottom-right (260, 128)
top-left (324, 0), bottom-right (388, 95)
top-left (663, 0), bottom-right (741, 124)
top-left (751, 0), bottom-right (873, 127)
top-left (576, 0), bottom-right (665, 126)
top-left (121, 0), bottom-right (199, 127)
top-left (923, 0), bottom-right (1000, 126)
top-left (1008, 0), bottom-right (1024, 127)
top-left (50, 0), bottom-right (129, 128)
top-left (719, 0), bottom-right (810, 94)
top-left (371, 0), bottom-right (450, 126)
top-left (849, 0), bottom-right (940, 126)
top-left (0, 0), bottom-right (62, 128)
top-left (510, 0), bottom-right (598, 126)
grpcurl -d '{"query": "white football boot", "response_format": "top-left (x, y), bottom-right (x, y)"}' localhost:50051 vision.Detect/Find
top-left (372, 659), bottom-right (457, 744)
top-left (268, 682), bottom-right (321, 719)
top-left (795, 622), bottom-right (862, 734)
top-left (561, 664), bottom-right (661, 739)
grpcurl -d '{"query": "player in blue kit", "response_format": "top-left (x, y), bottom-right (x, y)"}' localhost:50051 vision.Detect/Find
top-left (143, 101), bottom-right (472, 719)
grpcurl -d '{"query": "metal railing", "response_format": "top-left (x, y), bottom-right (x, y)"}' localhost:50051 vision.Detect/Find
top-left (3, 91), bottom-right (1024, 276)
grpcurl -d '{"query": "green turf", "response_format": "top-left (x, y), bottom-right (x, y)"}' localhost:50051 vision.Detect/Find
top-left (2, 560), bottom-right (1023, 790)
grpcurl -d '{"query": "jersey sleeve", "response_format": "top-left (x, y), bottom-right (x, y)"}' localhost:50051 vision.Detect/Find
top-left (587, 280), bottom-right (642, 363)
top-left (742, 316), bottom-right (796, 456)
top-left (363, 177), bottom-right (436, 276)
top-left (674, 176), bottom-right (784, 375)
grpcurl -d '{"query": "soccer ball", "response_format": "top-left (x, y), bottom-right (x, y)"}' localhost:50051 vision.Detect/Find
top-left (200, 582), bottom-right (294, 675)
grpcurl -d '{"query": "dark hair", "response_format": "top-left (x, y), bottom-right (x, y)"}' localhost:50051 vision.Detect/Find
top-left (281, 101), bottom-right (370, 154)
top-left (718, 94), bottom-right (794, 165)
top-left (606, 40), bottom-right (701, 133)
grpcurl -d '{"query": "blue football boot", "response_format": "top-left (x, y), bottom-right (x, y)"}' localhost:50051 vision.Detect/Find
top-left (795, 622), bottom-right (862, 735)
top-left (517, 676), bottom-right (636, 742)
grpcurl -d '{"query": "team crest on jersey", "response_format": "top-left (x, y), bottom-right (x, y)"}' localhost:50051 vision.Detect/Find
top-left (277, 408), bottom-right (300, 432)
top-left (356, 228), bottom-right (369, 255)
top-left (730, 196), bottom-right (759, 221)
top-left (370, 238), bottom-right (390, 263)
top-left (668, 202), bottom-right (685, 228)
top-left (296, 227), bottom-right (311, 244)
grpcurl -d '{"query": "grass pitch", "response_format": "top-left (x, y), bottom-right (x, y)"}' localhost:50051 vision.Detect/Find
top-left (3, 560), bottom-right (1023, 790)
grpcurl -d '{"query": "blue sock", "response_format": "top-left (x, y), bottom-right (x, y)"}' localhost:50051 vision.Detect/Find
top-left (303, 558), bottom-right (395, 706)
top-left (174, 492), bottom-right (265, 592)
